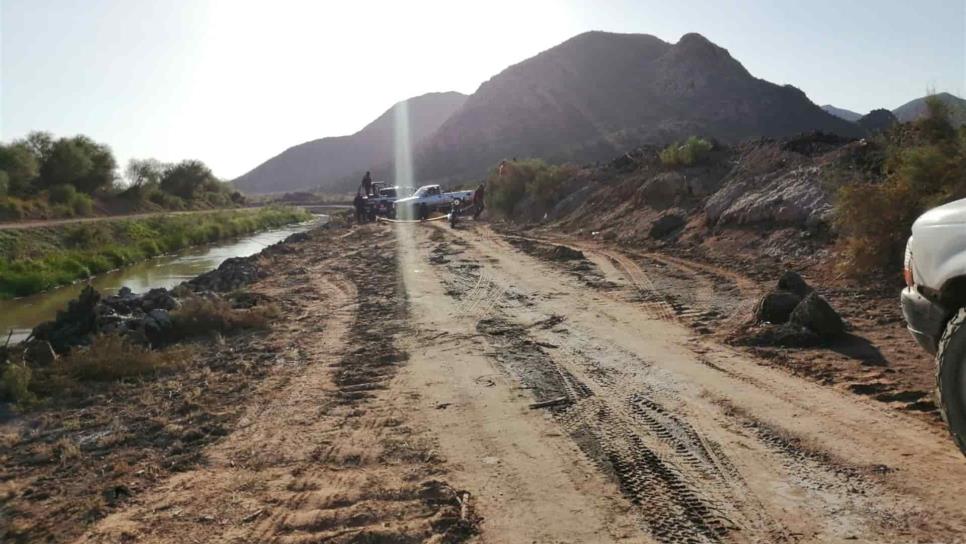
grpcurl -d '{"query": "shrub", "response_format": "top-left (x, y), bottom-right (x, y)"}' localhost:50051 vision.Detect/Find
top-left (835, 96), bottom-right (966, 275)
top-left (0, 143), bottom-right (40, 195)
top-left (71, 193), bottom-right (93, 216)
top-left (48, 183), bottom-right (78, 204)
top-left (66, 224), bottom-right (111, 249)
top-left (0, 171), bottom-right (9, 197)
top-left (56, 334), bottom-right (187, 381)
top-left (0, 362), bottom-right (35, 405)
top-left (486, 159), bottom-right (575, 217)
top-left (0, 197), bottom-right (24, 221)
top-left (660, 136), bottom-right (714, 167)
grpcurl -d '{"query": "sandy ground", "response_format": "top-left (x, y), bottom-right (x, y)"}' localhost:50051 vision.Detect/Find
top-left (4, 220), bottom-right (966, 543)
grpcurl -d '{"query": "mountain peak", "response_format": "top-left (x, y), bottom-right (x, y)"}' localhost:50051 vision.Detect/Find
top-left (415, 30), bottom-right (861, 183)
top-left (233, 91), bottom-right (468, 194)
top-left (677, 32), bottom-right (713, 46)
top-left (893, 92), bottom-right (966, 125)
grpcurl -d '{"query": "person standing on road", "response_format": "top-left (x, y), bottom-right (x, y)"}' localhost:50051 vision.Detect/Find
top-left (353, 191), bottom-right (366, 224)
top-left (473, 182), bottom-right (486, 219)
top-left (361, 171), bottom-right (373, 196)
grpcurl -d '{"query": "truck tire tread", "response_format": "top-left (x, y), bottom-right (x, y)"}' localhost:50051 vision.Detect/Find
top-left (935, 307), bottom-right (966, 457)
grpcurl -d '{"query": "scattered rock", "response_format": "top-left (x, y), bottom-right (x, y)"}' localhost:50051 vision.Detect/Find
top-left (32, 286), bottom-right (101, 353)
top-left (141, 288), bottom-right (179, 312)
top-left (736, 323), bottom-right (822, 348)
top-left (147, 309), bottom-right (171, 328)
top-left (30, 285), bottom-right (186, 351)
top-left (188, 257), bottom-right (267, 292)
top-left (754, 291), bottom-right (801, 324)
top-left (549, 245), bottom-right (585, 261)
top-left (790, 292), bottom-right (845, 337)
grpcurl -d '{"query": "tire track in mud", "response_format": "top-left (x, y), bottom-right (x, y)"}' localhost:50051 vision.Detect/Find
top-left (497, 232), bottom-right (757, 335)
top-left (433, 238), bottom-right (782, 543)
top-left (439, 227), bottom-right (966, 543)
top-left (75, 230), bottom-right (479, 544)
top-left (248, 238), bottom-right (477, 544)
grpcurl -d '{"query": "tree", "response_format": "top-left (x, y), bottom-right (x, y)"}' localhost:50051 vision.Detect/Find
top-left (160, 160), bottom-right (215, 200)
top-left (38, 136), bottom-right (116, 194)
top-left (0, 143), bottom-right (40, 194)
top-left (40, 138), bottom-right (93, 189)
top-left (125, 158), bottom-right (165, 188)
top-left (19, 131), bottom-right (54, 164)
top-left (71, 136), bottom-right (116, 194)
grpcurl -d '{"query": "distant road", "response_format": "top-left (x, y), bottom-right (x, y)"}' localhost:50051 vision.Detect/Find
top-left (0, 204), bottom-right (349, 231)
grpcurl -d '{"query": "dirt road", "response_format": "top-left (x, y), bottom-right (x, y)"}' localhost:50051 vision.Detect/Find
top-left (400, 222), bottom-right (966, 542)
top-left (7, 220), bottom-right (966, 543)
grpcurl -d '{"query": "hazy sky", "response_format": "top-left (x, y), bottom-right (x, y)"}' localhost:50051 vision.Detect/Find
top-left (2, 0), bottom-right (964, 180)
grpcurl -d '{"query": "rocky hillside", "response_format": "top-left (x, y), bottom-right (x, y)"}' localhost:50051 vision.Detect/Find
top-left (857, 109), bottom-right (898, 133)
top-left (498, 131), bottom-right (875, 262)
top-left (412, 32), bottom-right (863, 184)
top-left (893, 92), bottom-right (966, 126)
top-left (821, 105), bottom-right (862, 122)
top-left (233, 91), bottom-right (467, 194)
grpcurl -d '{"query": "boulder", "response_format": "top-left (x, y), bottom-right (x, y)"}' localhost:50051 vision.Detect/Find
top-left (650, 213), bottom-right (686, 239)
top-left (777, 271), bottom-right (813, 298)
top-left (754, 291), bottom-right (801, 324)
top-left (790, 292), bottom-right (845, 337)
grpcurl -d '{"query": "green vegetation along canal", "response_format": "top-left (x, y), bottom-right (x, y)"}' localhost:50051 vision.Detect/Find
top-left (0, 215), bottom-right (327, 344)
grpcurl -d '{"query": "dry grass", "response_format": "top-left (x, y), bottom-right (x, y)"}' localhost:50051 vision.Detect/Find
top-left (169, 296), bottom-right (280, 340)
top-left (56, 334), bottom-right (190, 382)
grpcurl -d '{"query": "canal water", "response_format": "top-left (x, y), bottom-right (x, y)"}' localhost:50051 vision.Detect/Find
top-left (0, 215), bottom-right (327, 344)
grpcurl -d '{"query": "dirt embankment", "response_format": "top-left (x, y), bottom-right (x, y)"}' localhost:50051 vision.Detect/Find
top-left (0, 222), bottom-right (476, 543)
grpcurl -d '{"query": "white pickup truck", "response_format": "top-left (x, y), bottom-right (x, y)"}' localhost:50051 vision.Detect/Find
top-left (393, 184), bottom-right (474, 220)
top-left (901, 198), bottom-right (966, 456)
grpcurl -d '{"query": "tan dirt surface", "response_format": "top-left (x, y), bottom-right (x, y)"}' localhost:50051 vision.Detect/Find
top-left (4, 220), bottom-right (966, 543)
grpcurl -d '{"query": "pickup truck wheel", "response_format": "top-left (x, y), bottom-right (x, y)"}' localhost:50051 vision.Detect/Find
top-left (936, 307), bottom-right (966, 457)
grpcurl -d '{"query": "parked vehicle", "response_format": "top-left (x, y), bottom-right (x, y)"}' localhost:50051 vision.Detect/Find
top-left (393, 185), bottom-right (474, 220)
top-left (901, 198), bottom-right (966, 456)
top-left (365, 182), bottom-right (412, 218)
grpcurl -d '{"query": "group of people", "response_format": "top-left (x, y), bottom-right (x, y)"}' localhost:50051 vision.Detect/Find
top-left (352, 169), bottom-right (487, 224)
